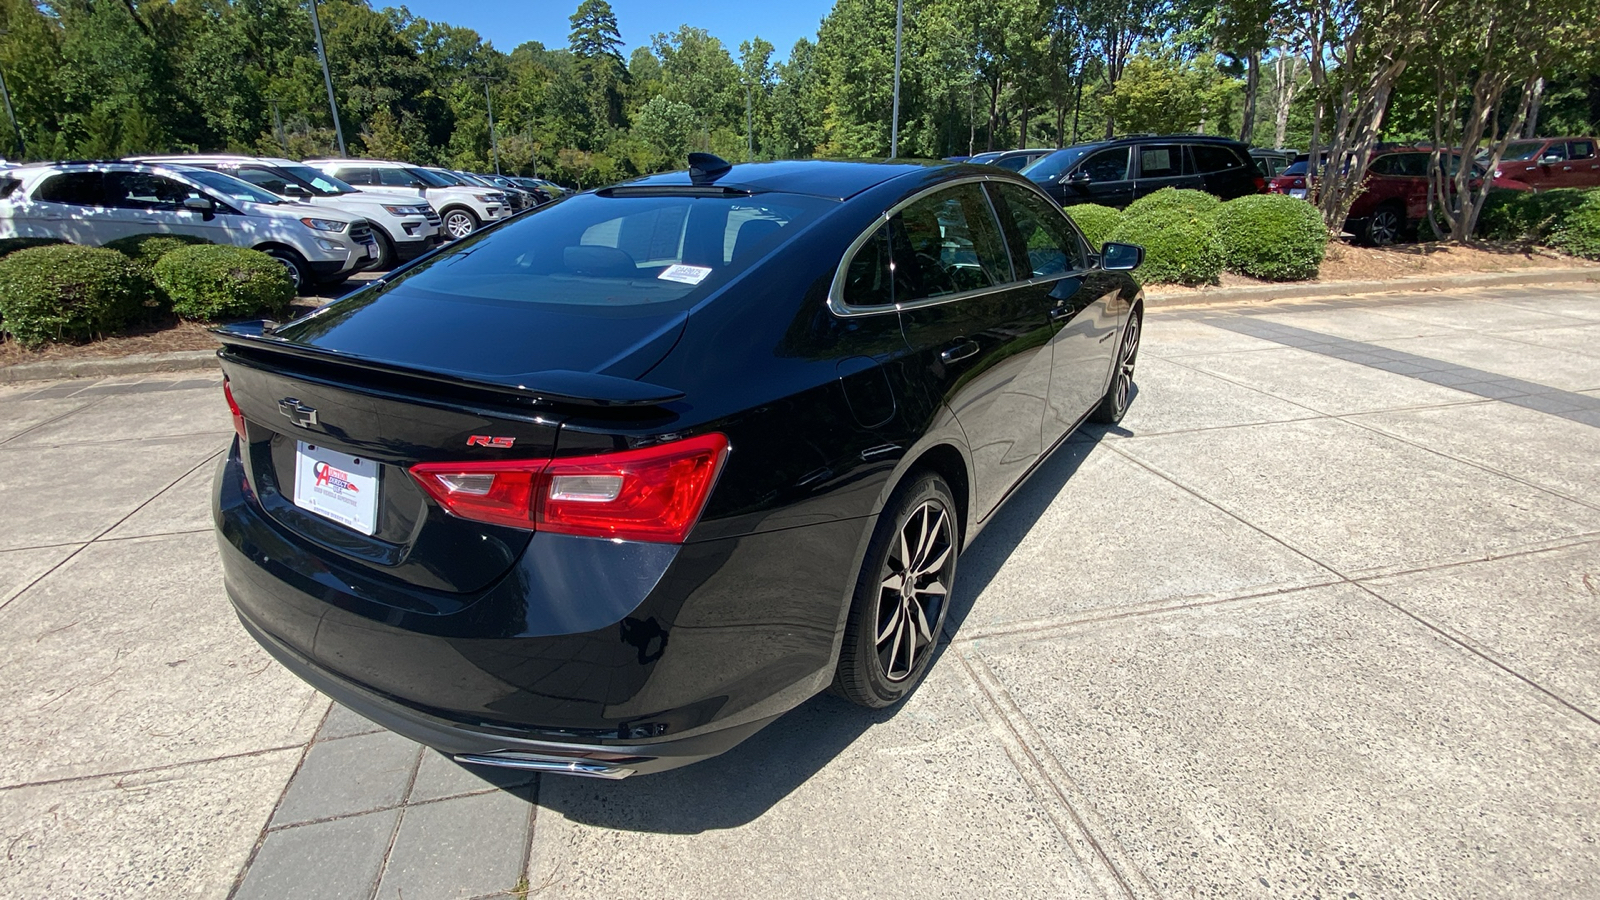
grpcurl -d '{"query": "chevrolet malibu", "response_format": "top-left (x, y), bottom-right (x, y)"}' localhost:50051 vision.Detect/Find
top-left (214, 155), bottom-right (1145, 778)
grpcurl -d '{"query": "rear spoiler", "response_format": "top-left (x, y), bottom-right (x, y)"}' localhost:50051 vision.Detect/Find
top-left (212, 322), bottom-right (685, 408)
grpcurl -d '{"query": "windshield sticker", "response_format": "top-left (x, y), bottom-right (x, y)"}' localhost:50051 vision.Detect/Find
top-left (658, 264), bottom-right (712, 285)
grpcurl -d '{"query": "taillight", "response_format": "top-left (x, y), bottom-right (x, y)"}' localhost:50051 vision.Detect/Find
top-left (222, 379), bottom-right (247, 442)
top-left (1253, 175), bottom-right (1266, 193)
top-left (409, 433), bottom-right (729, 543)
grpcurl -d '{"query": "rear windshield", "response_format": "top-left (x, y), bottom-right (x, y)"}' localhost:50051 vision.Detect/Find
top-left (1021, 146), bottom-right (1095, 182)
top-left (355, 191), bottom-right (833, 309)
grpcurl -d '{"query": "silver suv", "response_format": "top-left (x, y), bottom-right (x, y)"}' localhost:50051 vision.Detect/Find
top-left (306, 159), bottom-right (508, 239)
top-left (132, 155), bottom-right (442, 267)
top-left (0, 161), bottom-right (378, 291)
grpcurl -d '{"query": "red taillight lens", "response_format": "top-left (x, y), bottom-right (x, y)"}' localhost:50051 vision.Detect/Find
top-left (408, 433), bottom-right (729, 543)
top-left (1253, 175), bottom-right (1267, 193)
top-left (222, 379), bottom-right (247, 442)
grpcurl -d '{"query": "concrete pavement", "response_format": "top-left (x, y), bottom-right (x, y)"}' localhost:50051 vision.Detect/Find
top-left (1, 285), bottom-right (1598, 898)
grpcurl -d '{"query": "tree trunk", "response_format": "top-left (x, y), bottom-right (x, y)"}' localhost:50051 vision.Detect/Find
top-left (1240, 50), bottom-right (1261, 144)
top-left (1522, 77), bottom-right (1545, 138)
top-left (987, 77), bottom-right (1000, 151)
top-left (1272, 51), bottom-right (1300, 149)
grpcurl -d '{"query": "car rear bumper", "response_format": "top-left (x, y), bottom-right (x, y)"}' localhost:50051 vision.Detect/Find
top-left (214, 447), bottom-right (867, 775)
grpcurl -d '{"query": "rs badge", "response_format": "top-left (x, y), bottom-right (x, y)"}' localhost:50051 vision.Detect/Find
top-left (466, 435), bottom-right (516, 448)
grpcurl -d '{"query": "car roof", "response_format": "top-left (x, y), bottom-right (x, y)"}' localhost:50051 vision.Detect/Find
top-left (617, 159), bottom-right (946, 201)
top-left (305, 158), bottom-right (414, 168)
top-left (131, 154), bottom-right (303, 166)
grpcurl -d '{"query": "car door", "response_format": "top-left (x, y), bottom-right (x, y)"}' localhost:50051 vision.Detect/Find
top-left (891, 181), bottom-right (1055, 521)
top-left (101, 171), bottom-right (231, 244)
top-left (1530, 141), bottom-right (1567, 190)
top-left (1132, 143), bottom-right (1204, 199)
top-left (989, 181), bottom-right (1126, 449)
top-left (1059, 146), bottom-right (1135, 208)
top-left (1561, 140), bottom-right (1599, 187)
top-left (18, 172), bottom-right (113, 244)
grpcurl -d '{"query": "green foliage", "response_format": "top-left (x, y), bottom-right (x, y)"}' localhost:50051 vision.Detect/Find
top-left (1106, 207), bottom-right (1225, 286)
top-left (1475, 188), bottom-right (1593, 243)
top-left (1109, 57), bottom-right (1242, 136)
top-left (1215, 194), bottom-right (1327, 281)
top-left (103, 233), bottom-right (214, 269)
top-left (1065, 204), bottom-right (1123, 251)
top-left (1124, 187), bottom-right (1222, 223)
top-left (1549, 191), bottom-right (1600, 261)
top-left (0, 246), bottom-right (154, 348)
top-left (153, 246), bottom-right (295, 321)
top-left (0, 237), bottom-right (66, 258)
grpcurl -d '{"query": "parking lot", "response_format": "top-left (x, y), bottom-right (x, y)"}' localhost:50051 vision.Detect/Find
top-left (1, 283), bottom-right (1598, 899)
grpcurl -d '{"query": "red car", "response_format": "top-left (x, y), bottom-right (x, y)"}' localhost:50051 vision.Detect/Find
top-left (1484, 137), bottom-right (1600, 190)
top-left (1268, 148), bottom-right (1532, 245)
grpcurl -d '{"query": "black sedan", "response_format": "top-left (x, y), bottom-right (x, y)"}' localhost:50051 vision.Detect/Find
top-left (213, 154), bottom-right (1145, 778)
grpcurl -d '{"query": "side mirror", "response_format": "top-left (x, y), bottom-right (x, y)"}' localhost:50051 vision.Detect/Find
top-left (183, 196), bottom-right (216, 219)
top-left (1065, 169), bottom-right (1092, 185)
top-left (283, 184), bottom-right (312, 198)
top-left (1542, 154), bottom-right (1563, 163)
top-left (1100, 241), bottom-right (1143, 272)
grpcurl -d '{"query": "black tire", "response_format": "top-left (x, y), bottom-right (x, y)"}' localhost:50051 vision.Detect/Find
top-left (1360, 203), bottom-right (1406, 246)
top-left (260, 246), bottom-right (310, 295)
top-left (833, 471), bottom-right (958, 708)
top-left (441, 207), bottom-right (479, 240)
top-left (1090, 305), bottom-right (1142, 424)
top-left (373, 229), bottom-right (398, 270)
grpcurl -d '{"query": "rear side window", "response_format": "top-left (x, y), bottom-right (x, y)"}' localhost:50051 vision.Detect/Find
top-left (1079, 147), bottom-right (1130, 182)
top-left (33, 172), bottom-right (106, 206)
top-left (993, 182), bottom-right (1086, 276)
top-left (1368, 155), bottom-right (1399, 176)
top-left (0, 176), bottom-right (22, 199)
top-left (335, 167), bottom-right (373, 185)
top-left (378, 168), bottom-right (418, 187)
top-left (1138, 145), bottom-right (1188, 178)
top-left (103, 172), bottom-right (198, 210)
top-left (892, 183), bottom-right (1012, 299)
top-left (371, 191), bottom-right (830, 308)
top-left (841, 222), bottom-right (919, 308)
top-left (1568, 140), bottom-right (1595, 160)
top-left (1193, 145), bottom-right (1245, 173)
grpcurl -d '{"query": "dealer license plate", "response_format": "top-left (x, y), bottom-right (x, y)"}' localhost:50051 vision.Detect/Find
top-left (1289, 188), bottom-right (1308, 199)
top-left (293, 441), bottom-right (379, 535)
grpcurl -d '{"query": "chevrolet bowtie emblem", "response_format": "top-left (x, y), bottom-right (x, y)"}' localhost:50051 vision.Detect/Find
top-left (277, 398), bottom-right (319, 428)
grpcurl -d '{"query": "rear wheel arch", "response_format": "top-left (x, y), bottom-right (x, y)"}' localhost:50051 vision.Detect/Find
top-left (897, 443), bottom-right (971, 552)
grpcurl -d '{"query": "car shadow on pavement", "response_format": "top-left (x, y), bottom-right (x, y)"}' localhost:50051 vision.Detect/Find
top-left (526, 404), bottom-right (1126, 832)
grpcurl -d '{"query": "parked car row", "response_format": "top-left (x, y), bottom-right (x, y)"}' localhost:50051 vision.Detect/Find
top-left (1017, 135), bottom-right (1265, 209)
top-left (0, 154), bottom-right (571, 291)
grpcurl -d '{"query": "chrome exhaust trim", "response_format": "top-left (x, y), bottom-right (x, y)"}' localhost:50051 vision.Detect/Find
top-left (453, 752), bottom-right (640, 780)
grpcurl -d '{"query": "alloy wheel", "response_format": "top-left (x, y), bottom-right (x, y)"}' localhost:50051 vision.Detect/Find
top-left (875, 500), bottom-right (954, 682)
top-left (1111, 313), bottom-right (1142, 416)
top-left (1369, 209), bottom-right (1401, 246)
top-left (445, 211), bottom-right (476, 239)
top-left (267, 252), bottom-right (304, 293)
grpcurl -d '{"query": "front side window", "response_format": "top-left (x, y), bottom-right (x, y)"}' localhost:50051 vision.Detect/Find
top-left (1078, 147), bottom-right (1131, 182)
top-left (182, 168), bottom-right (282, 204)
top-left (892, 183), bottom-right (1011, 299)
top-left (1137, 145), bottom-right (1186, 178)
top-left (229, 167), bottom-right (292, 195)
top-left (1501, 141), bottom-right (1546, 161)
top-left (994, 182), bottom-right (1086, 276)
top-left (32, 172), bottom-right (105, 206)
top-left (1541, 143), bottom-right (1569, 161)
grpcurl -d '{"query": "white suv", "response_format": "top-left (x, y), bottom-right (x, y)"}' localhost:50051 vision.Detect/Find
top-left (0, 161), bottom-right (378, 291)
top-left (305, 159), bottom-right (508, 240)
top-left (131, 155), bottom-right (442, 268)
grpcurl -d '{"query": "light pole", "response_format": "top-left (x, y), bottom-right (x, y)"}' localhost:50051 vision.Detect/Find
top-left (473, 74), bottom-right (502, 175)
top-left (745, 80), bottom-right (753, 162)
top-left (0, 29), bottom-right (24, 159)
top-left (307, 0), bottom-right (347, 156)
top-left (889, 0), bottom-right (903, 159)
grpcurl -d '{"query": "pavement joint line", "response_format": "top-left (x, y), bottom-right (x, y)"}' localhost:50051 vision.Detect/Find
top-left (1334, 412), bottom-right (1600, 514)
top-left (1153, 352), bottom-right (1497, 420)
top-left (1350, 580), bottom-right (1600, 730)
top-left (1332, 530), bottom-right (1600, 582)
top-left (954, 647), bottom-right (1148, 900)
top-left (224, 712), bottom-right (325, 900)
top-left (94, 527), bottom-right (215, 544)
top-left (0, 742), bottom-right (305, 794)
top-left (0, 430), bottom-right (234, 452)
top-left (0, 395), bottom-right (107, 448)
top-left (365, 742), bottom-right (429, 900)
top-left (518, 775), bottom-right (540, 900)
top-left (0, 449), bottom-right (224, 615)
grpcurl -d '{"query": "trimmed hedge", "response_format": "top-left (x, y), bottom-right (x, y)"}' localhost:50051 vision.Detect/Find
top-left (153, 245), bottom-right (294, 320)
top-left (0, 237), bottom-right (66, 258)
top-left (1550, 190), bottom-right (1600, 260)
top-left (1215, 194), bottom-right (1328, 281)
top-left (0, 245), bottom-right (155, 348)
top-left (104, 233), bottom-right (213, 268)
top-left (1123, 187), bottom-right (1221, 223)
top-left (1107, 206), bottom-right (1224, 285)
top-left (1065, 204), bottom-right (1122, 251)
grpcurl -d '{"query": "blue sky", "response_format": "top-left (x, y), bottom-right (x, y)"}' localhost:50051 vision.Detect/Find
top-left (393, 1), bottom-right (838, 60)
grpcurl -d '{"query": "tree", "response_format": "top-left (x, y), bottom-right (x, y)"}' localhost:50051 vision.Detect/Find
top-left (568, 0), bottom-right (626, 140)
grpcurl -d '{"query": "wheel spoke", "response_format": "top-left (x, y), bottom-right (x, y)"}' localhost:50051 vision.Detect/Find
top-left (918, 545), bottom-right (951, 577)
top-left (881, 571), bottom-right (905, 593)
top-left (917, 579), bottom-right (947, 597)
top-left (910, 596), bottom-right (933, 641)
top-left (876, 598), bottom-right (902, 645)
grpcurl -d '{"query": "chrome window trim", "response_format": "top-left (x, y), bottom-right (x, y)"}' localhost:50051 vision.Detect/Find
top-left (828, 173), bottom-right (1041, 319)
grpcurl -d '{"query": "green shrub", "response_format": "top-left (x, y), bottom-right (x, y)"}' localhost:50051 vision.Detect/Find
top-left (103, 232), bottom-right (213, 268)
top-left (153, 245), bottom-right (294, 320)
top-left (1214, 194), bottom-right (1328, 281)
top-left (1123, 187), bottom-right (1222, 223)
top-left (0, 245), bottom-right (154, 348)
top-left (0, 236), bottom-right (66, 258)
top-left (1550, 190), bottom-right (1600, 260)
top-left (1065, 204), bottom-right (1123, 251)
top-left (1106, 206), bottom-right (1224, 285)
top-left (1476, 188), bottom-right (1592, 242)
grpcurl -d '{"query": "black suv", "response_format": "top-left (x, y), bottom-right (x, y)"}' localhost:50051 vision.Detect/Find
top-left (1022, 135), bottom-right (1264, 208)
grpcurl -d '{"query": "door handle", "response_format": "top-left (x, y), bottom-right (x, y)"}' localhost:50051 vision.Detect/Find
top-left (940, 340), bottom-right (979, 364)
top-left (1048, 305), bottom-right (1074, 323)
